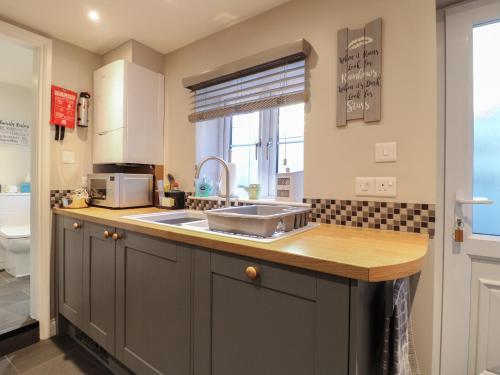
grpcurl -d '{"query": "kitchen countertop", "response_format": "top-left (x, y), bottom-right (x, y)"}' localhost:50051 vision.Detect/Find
top-left (53, 206), bottom-right (429, 282)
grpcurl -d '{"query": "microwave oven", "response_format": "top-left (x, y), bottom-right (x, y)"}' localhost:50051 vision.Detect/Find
top-left (88, 173), bottom-right (153, 208)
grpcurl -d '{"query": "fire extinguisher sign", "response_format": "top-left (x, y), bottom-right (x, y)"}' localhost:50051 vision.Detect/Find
top-left (50, 85), bottom-right (77, 128)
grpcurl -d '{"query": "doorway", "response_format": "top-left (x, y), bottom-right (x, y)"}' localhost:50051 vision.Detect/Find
top-left (0, 37), bottom-right (35, 336)
top-left (442, 1), bottom-right (500, 374)
top-left (0, 20), bottom-right (52, 341)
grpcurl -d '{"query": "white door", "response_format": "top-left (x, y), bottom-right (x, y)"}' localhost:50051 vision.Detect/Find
top-left (443, 1), bottom-right (500, 374)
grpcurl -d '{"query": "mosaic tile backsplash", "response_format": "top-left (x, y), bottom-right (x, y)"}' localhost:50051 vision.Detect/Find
top-left (50, 190), bottom-right (72, 208)
top-left (185, 196), bottom-right (246, 210)
top-left (303, 198), bottom-right (435, 237)
top-left (52, 190), bottom-right (435, 237)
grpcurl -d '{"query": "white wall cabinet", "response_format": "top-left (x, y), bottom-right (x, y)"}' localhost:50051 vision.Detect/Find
top-left (93, 60), bottom-right (164, 165)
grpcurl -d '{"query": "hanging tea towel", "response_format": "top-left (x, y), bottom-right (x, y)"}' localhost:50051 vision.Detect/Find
top-left (392, 277), bottom-right (421, 375)
top-left (382, 278), bottom-right (422, 375)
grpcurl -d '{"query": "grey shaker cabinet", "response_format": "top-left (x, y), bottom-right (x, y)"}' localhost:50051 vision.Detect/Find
top-left (115, 230), bottom-right (192, 375)
top-left (57, 216), bottom-right (357, 375)
top-left (82, 222), bottom-right (117, 355)
top-left (192, 249), bottom-right (351, 375)
top-left (57, 216), bottom-right (85, 329)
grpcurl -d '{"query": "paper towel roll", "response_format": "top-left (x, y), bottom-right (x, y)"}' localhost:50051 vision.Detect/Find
top-left (220, 162), bottom-right (238, 197)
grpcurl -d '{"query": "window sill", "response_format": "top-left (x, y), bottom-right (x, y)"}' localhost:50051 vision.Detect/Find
top-left (187, 195), bottom-right (310, 208)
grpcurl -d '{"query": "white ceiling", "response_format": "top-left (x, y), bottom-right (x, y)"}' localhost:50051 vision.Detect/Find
top-left (0, 0), bottom-right (290, 55)
top-left (0, 39), bottom-right (32, 88)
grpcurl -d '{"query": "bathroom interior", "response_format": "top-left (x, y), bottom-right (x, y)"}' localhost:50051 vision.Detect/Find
top-left (0, 37), bottom-right (35, 336)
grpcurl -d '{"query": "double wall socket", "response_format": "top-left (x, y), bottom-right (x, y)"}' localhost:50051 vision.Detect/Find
top-left (355, 177), bottom-right (397, 197)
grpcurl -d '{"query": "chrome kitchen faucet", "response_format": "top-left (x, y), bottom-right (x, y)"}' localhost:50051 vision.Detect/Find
top-left (195, 156), bottom-right (231, 207)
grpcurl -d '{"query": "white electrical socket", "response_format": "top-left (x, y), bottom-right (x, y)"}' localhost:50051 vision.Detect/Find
top-left (375, 142), bottom-right (397, 162)
top-left (375, 177), bottom-right (397, 197)
top-left (355, 177), bottom-right (376, 196)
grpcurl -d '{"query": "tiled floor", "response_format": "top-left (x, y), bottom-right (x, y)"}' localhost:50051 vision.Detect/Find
top-left (0, 335), bottom-right (112, 374)
top-left (0, 272), bottom-right (33, 335)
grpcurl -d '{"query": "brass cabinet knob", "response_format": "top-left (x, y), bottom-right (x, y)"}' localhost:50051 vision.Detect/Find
top-left (73, 222), bottom-right (81, 230)
top-left (245, 266), bottom-right (259, 280)
top-left (112, 233), bottom-right (122, 241)
top-left (103, 230), bottom-right (110, 239)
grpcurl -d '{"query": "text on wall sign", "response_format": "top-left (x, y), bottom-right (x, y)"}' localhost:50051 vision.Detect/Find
top-left (336, 18), bottom-right (382, 126)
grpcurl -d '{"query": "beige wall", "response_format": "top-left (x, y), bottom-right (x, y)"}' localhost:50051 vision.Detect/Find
top-left (0, 81), bottom-right (32, 186)
top-left (102, 39), bottom-right (164, 74)
top-left (164, 0), bottom-right (437, 204)
top-left (163, 0), bottom-right (438, 373)
top-left (50, 39), bottom-right (101, 190)
top-left (50, 38), bottom-right (163, 191)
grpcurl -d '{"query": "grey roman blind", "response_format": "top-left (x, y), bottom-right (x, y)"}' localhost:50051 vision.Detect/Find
top-left (184, 39), bottom-right (311, 123)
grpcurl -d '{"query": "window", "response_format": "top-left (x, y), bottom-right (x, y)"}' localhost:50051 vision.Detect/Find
top-left (223, 103), bottom-right (304, 198)
top-left (188, 47), bottom-right (309, 199)
top-left (277, 103), bottom-right (305, 174)
top-left (472, 21), bottom-right (500, 235)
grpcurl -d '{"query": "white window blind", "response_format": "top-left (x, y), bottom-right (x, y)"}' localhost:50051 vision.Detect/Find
top-left (188, 59), bottom-right (307, 123)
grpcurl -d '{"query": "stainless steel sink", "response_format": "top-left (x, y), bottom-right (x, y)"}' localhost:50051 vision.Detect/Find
top-left (123, 210), bottom-right (207, 226)
top-left (123, 206), bottom-right (317, 243)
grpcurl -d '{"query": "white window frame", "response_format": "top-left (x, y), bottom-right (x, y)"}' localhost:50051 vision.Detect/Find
top-left (224, 106), bottom-right (303, 198)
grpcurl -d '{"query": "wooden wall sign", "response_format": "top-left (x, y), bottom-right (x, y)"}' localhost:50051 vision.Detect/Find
top-left (336, 18), bottom-right (382, 126)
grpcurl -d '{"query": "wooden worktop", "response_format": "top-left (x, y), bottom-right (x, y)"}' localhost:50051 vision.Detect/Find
top-left (53, 207), bottom-right (429, 282)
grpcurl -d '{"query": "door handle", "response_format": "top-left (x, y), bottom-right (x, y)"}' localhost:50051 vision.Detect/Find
top-left (456, 196), bottom-right (493, 205)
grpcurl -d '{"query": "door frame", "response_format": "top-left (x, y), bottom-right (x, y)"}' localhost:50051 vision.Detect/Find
top-left (441, 0), bottom-right (500, 373)
top-left (0, 20), bottom-right (53, 339)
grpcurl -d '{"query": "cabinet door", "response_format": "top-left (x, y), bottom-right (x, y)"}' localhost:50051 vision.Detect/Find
top-left (124, 61), bottom-right (164, 165)
top-left (115, 231), bottom-right (191, 375)
top-left (193, 250), bottom-right (350, 375)
top-left (57, 216), bottom-right (85, 329)
top-left (93, 60), bottom-right (126, 134)
top-left (83, 222), bottom-right (116, 354)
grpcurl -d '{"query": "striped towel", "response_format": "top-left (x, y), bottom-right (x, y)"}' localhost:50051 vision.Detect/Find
top-left (382, 278), bottom-right (421, 375)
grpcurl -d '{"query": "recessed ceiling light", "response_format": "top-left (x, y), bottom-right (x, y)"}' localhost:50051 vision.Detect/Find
top-left (88, 10), bottom-right (99, 21)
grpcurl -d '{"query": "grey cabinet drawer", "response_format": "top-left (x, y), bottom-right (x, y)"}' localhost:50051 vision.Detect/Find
top-left (211, 251), bottom-right (317, 300)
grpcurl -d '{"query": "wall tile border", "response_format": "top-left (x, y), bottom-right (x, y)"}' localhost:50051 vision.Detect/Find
top-left (185, 196), bottom-right (244, 210)
top-left (50, 189), bottom-right (72, 208)
top-left (303, 198), bottom-right (435, 237)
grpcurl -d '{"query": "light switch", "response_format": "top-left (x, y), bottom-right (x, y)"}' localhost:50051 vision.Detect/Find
top-left (62, 151), bottom-right (76, 164)
top-left (375, 142), bottom-right (397, 162)
top-left (375, 177), bottom-right (397, 197)
top-left (355, 177), bottom-right (376, 196)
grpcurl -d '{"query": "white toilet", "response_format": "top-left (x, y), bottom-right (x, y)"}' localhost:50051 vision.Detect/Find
top-left (0, 193), bottom-right (30, 278)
